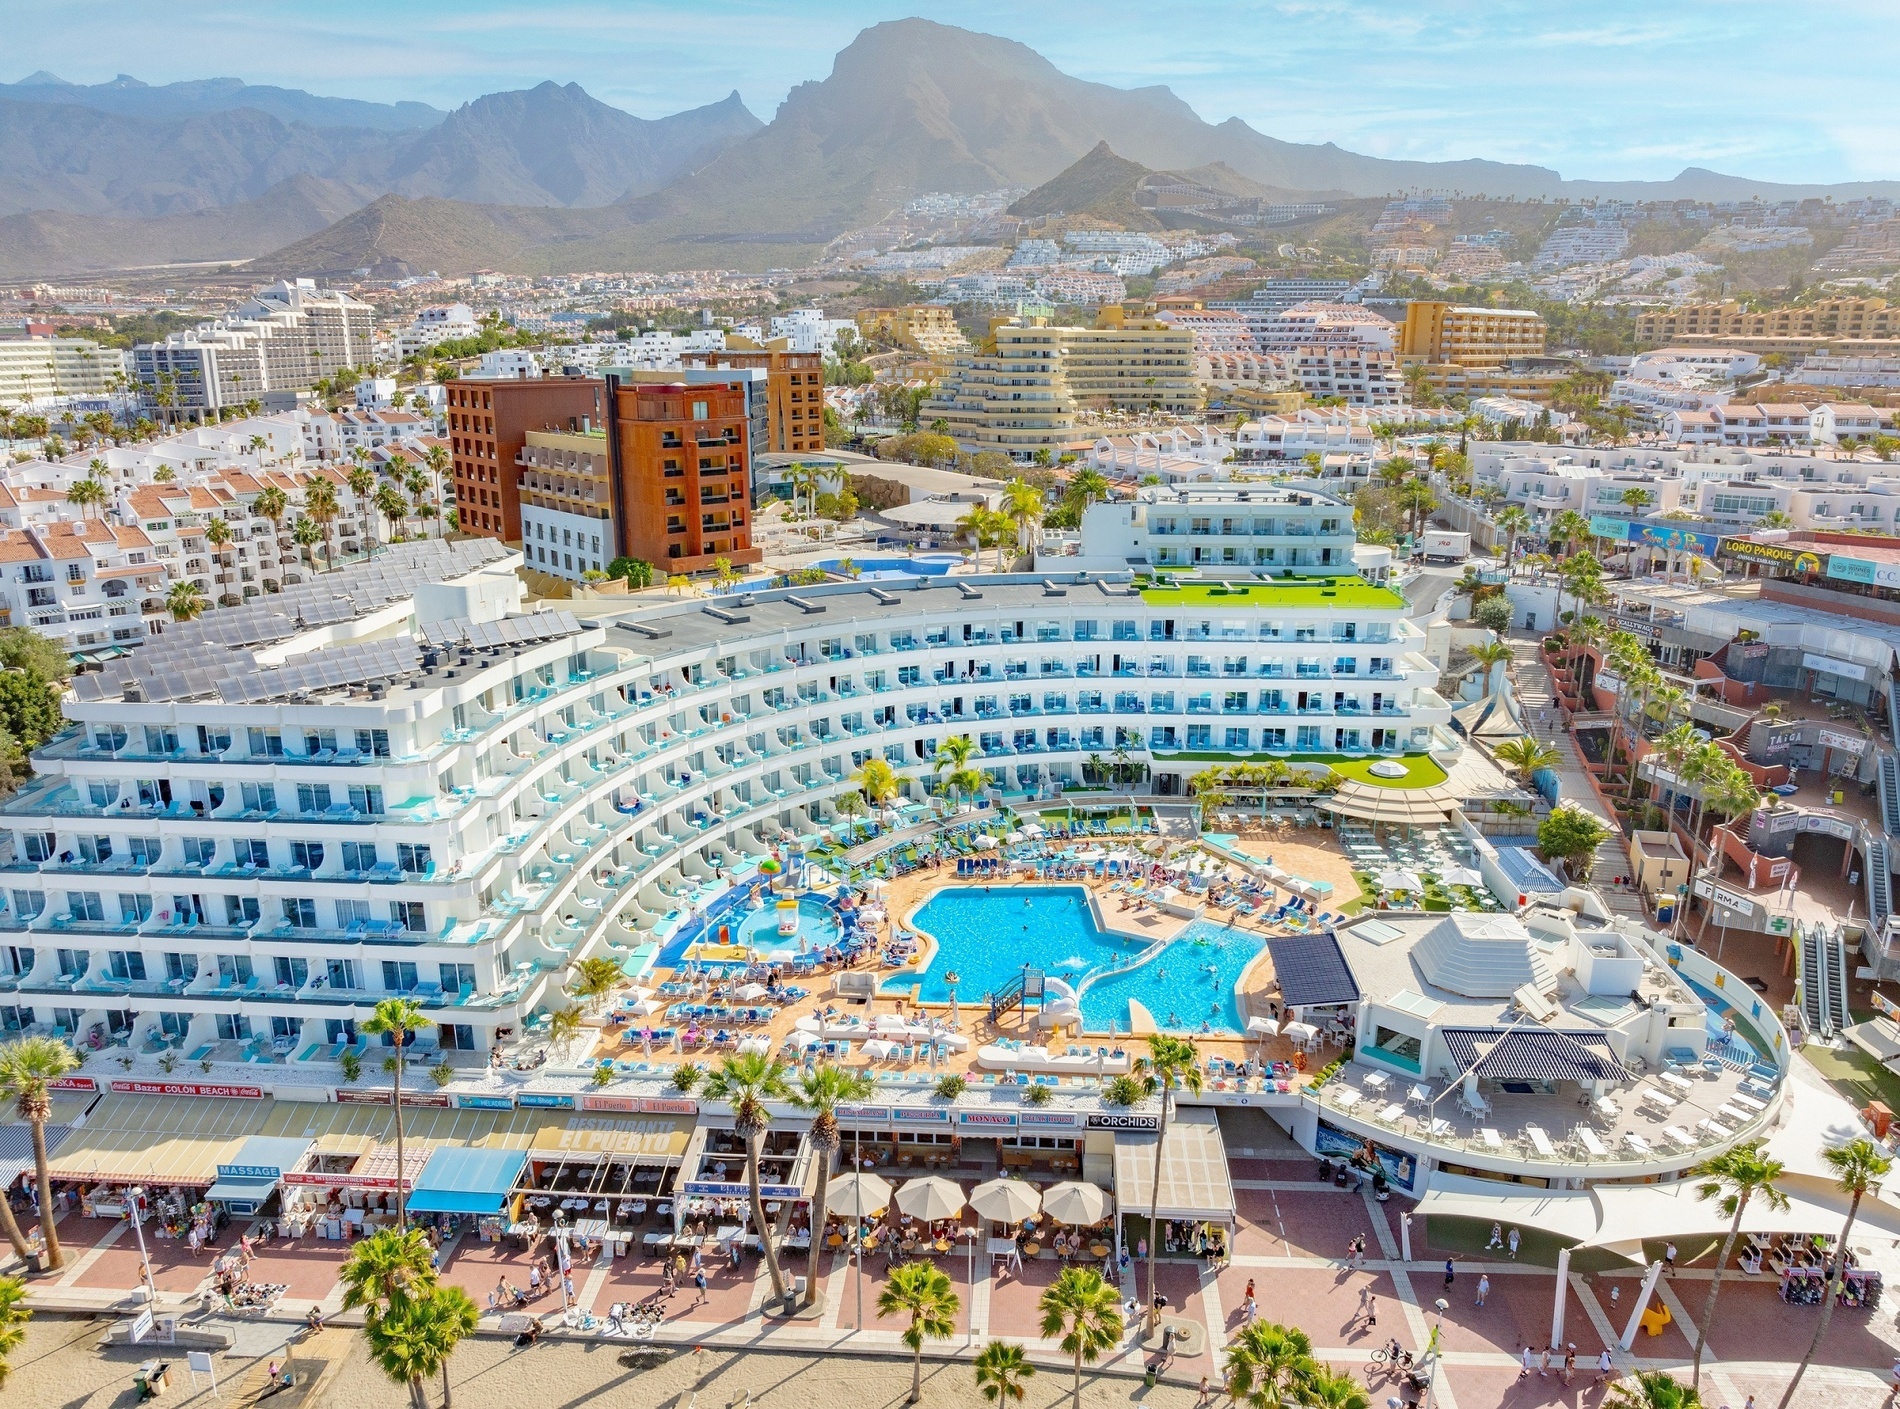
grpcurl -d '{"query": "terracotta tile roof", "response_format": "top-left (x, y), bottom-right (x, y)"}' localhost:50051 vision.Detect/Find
top-left (37, 523), bottom-right (96, 559)
top-left (0, 529), bottom-right (46, 563)
top-left (112, 525), bottom-right (152, 548)
top-left (0, 485), bottom-right (19, 509)
top-left (222, 472), bottom-right (263, 494)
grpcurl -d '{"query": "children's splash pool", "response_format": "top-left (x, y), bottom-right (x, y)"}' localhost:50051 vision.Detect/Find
top-left (726, 895), bottom-right (843, 953)
top-left (884, 886), bottom-right (1261, 1034)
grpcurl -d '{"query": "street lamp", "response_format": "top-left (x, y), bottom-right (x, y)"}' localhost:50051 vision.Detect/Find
top-left (124, 1186), bottom-right (159, 1308)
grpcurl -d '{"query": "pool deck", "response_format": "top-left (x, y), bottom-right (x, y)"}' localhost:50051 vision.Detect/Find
top-left (576, 831), bottom-right (1378, 1081)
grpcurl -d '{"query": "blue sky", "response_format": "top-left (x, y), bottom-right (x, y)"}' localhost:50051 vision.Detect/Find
top-left (7, 1), bottom-right (1896, 184)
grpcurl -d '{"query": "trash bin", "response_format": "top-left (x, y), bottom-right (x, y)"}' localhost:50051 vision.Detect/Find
top-left (134, 1360), bottom-right (171, 1399)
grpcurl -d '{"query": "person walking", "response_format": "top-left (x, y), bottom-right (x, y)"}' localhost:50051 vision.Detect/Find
top-left (1507, 1226), bottom-right (1521, 1259)
top-left (1364, 1294), bottom-right (1377, 1330)
top-left (1241, 1292), bottom-right (1257, 1326)
top-left (1486, 1222), bottom-right (1504, 1250)
top-left (1519, 1346), bottom-right (1535, 1380)
top-left (1664, 1241), bottom-right (1677, 1274)
top-left (1476, 1273), bottom-right (1490, 1308)
top-left (1444, 1257), bottom-right (1455, 1289)
top-left (1197, 1375), bottom-right (1214, 1408)
top-left (1245, 1277), bottom-right (1256, 1304)
top-left (1597, 1349), bottom-right (1615, 1386)
top-left (1563, 1346), bottom-right (1576, 1384)
top-left (1538, 1344), bottom-right (1552, 1378)
top-left (693, 1266), bottom-right (708, 1306)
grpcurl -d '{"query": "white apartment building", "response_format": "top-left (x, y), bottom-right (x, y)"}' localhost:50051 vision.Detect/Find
top-left (1796, 355), bottom-right (1900, 388)
top-left (765, 309), bottom-right (855, 357)
top-left (1233, 411), bottom-right (1378, 464)
top-left (0, 566), bottom-right (1445, 1059)
top-left (395, 304), bottom-right (479, 361)
top-left (1288, 345), bottom-right (1403, 406)
top-left (1056, 483), bottom-right (1361, 575)
top-left (1811, 403), bottom-right (1891, 444)
top-left (0, 337), bottom-right (130, 409)
top-left (134, 281), bottom-right (374, 419)
top-left (301, 410), bottom-right (431, 461)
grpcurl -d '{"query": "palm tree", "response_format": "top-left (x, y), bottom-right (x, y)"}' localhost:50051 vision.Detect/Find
top-left (1687, 1143), bottom-right (1787, 1388)
top-left (1296, 1367), bottom-right (1372, 1409)
top-left (0, 1036), bottom-right (77, 1269)
top-left (788, 1062), bottom-right (877, 1309)
top-left (1067, 468), bottom-right (1109, 510)
top-left (1492, 735), bottom-right (1558, 784)
top-left (367, 1283), bottom-right (479, 1409)
top-left (65, 475), bottom-right (106, 520)
top-left (1777, 1137), bottom-right (1893, 1408)
top-left (254, 484), bottom-right (288, 541)
top-left (947, 766), bottom-right (988, 814)
top-left (165, 579), bottom-right (208, 622)
top-left (376, 484), bottom-right (410, 543)
top-left (292, 516), bottom-right (323, 572)
top-left (1038, 1266), bottom-right (1123, 1409)
top-left (303, 478), bottom-right (342, 569)
top-left (1468, 638), bottom-right (1514, 697)
top-left (1606, 1370), bottom-right (1704, 1409)
top-left (546, 1006), bottom-right (584, 1061)
top-left (567, 955), bottom-right (622, 1012)
top-left (1549, 508), bottom-right (1591, 558)
top-left (852, 753), bottom-right (903, 818)
top-left (361, 997), bottom-right (430, 1232)
top-left (1131, 1033), bottom-right (1204, 1333)
top-left (1002, 479), bottom-right (1045, 560)
top-left (421, 446), bottom-right (451, 537)
top-left (1495, 505), bottom-right (1531, 569)
top-left (934, 735), bottom-right (980, 811)
top-left (832, 788), bottom-right (867, 840)
top-left (703, 1052), bottom-right (794, 1305)
top-left (339, 1225), bottom-right (438, 1325)
top-left (880, 1260), bottom-right (960, 1403)
top-left (973, 1340), bottom-right (1036, 1404)
top-left (1225, 1320), bottom-right (1318, 1409)
top-left (0, 1273), bottom-right (27, 1388)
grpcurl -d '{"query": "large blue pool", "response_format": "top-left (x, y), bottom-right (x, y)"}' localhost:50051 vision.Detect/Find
top-left (815, 555), bottom-right (960, 580)
top-left (884, 886), bottom-right (1262, 1034)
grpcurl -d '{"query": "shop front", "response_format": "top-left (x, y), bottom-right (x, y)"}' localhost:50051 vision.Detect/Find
top-left (405, 1147), bottom-right (531, 1244)
top-left (1110, 1107), bottom-right (1237, 1261)
top-left (517, 1104), bottom-right (697, 1252)
top-left (676, 1118), bottom-right (814, 1254)
top-left (280, 1141), bottom-right (431, 1238)
top-left (204, 1137), bottom-right (316, 1217)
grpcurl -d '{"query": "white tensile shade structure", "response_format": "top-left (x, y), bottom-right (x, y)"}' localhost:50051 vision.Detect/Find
top-left (1040, 1180), bottom-right (1113, 1226)
top-left (969, 1177), bottom-right (1042, 1224)
top-left (895, 1175), bottom-right (966, 1222)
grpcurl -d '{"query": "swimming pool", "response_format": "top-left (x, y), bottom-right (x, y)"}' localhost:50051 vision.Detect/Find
top-left (815, 555), bottom-right (960, 580)
top-left (885, 886), bottom-right (1261, 1034)
top-left (726, 894), bottom-right (843, 953)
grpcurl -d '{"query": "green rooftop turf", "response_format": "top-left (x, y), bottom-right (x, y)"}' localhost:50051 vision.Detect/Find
top-left (1139, 577), bottom-right (1407, 610)
top-left (1144, 752), bottom-right (1448, 788)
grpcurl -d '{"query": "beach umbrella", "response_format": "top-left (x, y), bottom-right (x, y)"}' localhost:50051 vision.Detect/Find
top-left (1378, 868), bottom-right (1424, 892)
top-left (970, 1177), bottom-right (1042, 1224)
top-left (826, 1171), bottom-right (892, 1217)
top-left (1440, 866), bottom-right (1483, 887)
top-left (1245, 1015), bottom-right (1278, 1036)
top-left (895, 1176), bottom-right (966, 1222)
top-left (1039, 1181), bottom-right (1112, 1227)
top-left (734, 982), bottom-right (769, 1000)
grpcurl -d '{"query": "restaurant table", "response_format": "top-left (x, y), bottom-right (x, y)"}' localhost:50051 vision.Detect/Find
top-left (1718, 1103), bottom-right (1753, 1124)
top-left (1637, 1086), bottom-right (1675, 1111)
top-left (1623, 1133), bottom-right (1652, 1155)
top-left (1090, 1242), bottom-right (1110, 1257)
top-left (1662, 1126), bottom-right (1699, 1150)
top-left (1697, 1118), bottom-right (1734, 1140)
top-left (933, 1238), bottom-right (952, 1254)
top-left (1575, 1127), bottom-right (1607, 1157)
top-left (1524, 1125), bottom-right (1556, 1158)
top-left (1480, 1128), bottom-right (1503, 1150)
top-left (1377, 1102), bottom-right (1405, 1124)
top-left (1427, 1118), bottom-right (1454, 1139)
top-left (1593, 1096), bottom-right (1620, 1120)
top-left (1360, 1071), bottom-right (1390, 1094)
top-left (1658, 1071), bottom-right (1696, 1094)
top-left (1728, 1092), bottom-right (1766, 1113)
top-left (1331, 1087), bottom-right (1362, 1111)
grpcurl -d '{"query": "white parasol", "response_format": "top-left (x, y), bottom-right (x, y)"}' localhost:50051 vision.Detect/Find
top-left (1039, 1180), bottom-right (1113, 1226)
top-left (826, 1171), bottom-right (893, 1217)
top-left (895, 1176), bottom-right (967, 1222)
top-left (969, 1177), bottom-right (1042, 1224)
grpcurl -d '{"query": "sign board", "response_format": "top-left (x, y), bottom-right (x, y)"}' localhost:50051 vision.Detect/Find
top-left (1017, 1110), bottom-right (1081, 1128)
top-left (1693, 877), bottom-right (1757, 916)
top-left (1720, 538), bottom-right (1826, 572)
top-left (1632, 521), bottom-right (1721, 558)
top-left (1802, 652), bottom-right (1869, 683)
top-left (49, 1076), bottom-right (97, 1092)
top-left (837, 1105), bottom-right (890, 1124)
top-left (1826, 554), bottom-right (1900, 588)
top-left (1814, 727), bottom-right (1870, 753)
top-left (333, 1089), bottom-right (452, 1107)
top-left (282, 1170), bottom-right (409, 1191)
top-left (109, 1081), bottom-right (263, 1099)
top-left (681, 1180), bottom-right (802, 1200)
top-left (215, 1164), bottom-right (281, 1181)
top-left (641, 1097), bottom-right (700, 1116)
top-left (454, 1094), bottom-right (514, 1110)
top-left (1873, 991), bottom-right (1900, 1024)
top-left (889, 1107), bottom-right (952, 1125)
top-left (1589, 514), bottom-right (1633, 541)
top-left (516, 1093), bottom-right (576, 1109)
top-left (129, 1309), bottom-right (154, 1344)
top-left (955, 1109), bottom-right (1019, 1129)
top-left (1610, 614), bottom-right (1661, 642)
top-left (1086, 1112), bottom-right (1160, 1131)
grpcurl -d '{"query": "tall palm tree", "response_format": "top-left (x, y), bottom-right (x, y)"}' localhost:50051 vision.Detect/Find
top-left (1038, 1266), bottom-right (1123, 1409)
top-left (303, 478), bottom-right (342, 569)
top-left (832, 788), bottom-right (867, 841)
top-left (366, 1284), bottom-right (479, 1409)
top-left (165, 579), bottom-right (208, 623)
top-left (0, 1273), bottom-right (27, 1388)
top-left (788, 1062), bottom-right (877, 1309)
top-left (1002, 479), bottom-right (1045, 560)
top-left (362, 996), bottom-right (430, 1231)
top-left (376, 484), bottom-right (410, 543)
top-left (1225, 1320), bottom-right (1318, 1409)
top-left (0, 1036), bottom-right (78, 1269)
top-left (292, 516), bottom-right (323, 573)
top-left (973, 1340), bottom-right (1036, 1404)
top-left (65, 476), bottom-right (105, 520)
top-left (880, 1259), bottom-right (960, 1403)
top-left (347, 465), bottom-right (377, 548)
top-left (1131, 1033), bottom-right (1204, 1333)
top-left (546, 1006), bottom-right (583, 1060)
top-left (1777, 1138), bottom-right (1894, 1409)
top-left (933, 735), bottom-right (980, 811)
top-left (338, 1225), bottom-right (439, 1325)
top-left (1549, 508), bottom-right (1591, 559)
top-left (254, 484), bottom-right (288, 537)
top-left (1688, 1143), bottom-right (1787, 1388)
top-left (703, 1052), bottom-right (794, 1305)
top-left (1468, 638), bottom-right (1514, 697)
top-left (421, 445), bottom-right (451, 537)
top-left (1495, 505), bottom-right (1531, 569)
top-left (1296, 1367), bottom-right (1372, 1409)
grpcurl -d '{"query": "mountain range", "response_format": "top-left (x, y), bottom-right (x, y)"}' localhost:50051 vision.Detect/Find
top-left (4, 19), bottom-right (1899, 280)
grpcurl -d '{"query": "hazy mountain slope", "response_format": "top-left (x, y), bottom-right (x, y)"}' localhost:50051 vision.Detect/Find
top-left (0, 175), bottom-right (376, 277)
top-left (1008, 142), bottom-right (1164, 228)
top-left (384, 83), bottom-right (761, 206)
top-left (1, 71), bottom-right (443, 130)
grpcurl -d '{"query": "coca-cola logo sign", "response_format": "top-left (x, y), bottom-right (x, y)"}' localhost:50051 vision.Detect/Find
top-left (109, 1081), bottom-right (263, 1099)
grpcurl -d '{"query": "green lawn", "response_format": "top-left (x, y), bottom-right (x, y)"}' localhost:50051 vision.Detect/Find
top-left (1800, 1038), bottom-right (1900, 1114)
top-left (1147, 751), bottom-right (1447, 788)
top-left (1138, 577), bottom-right (1407, 610)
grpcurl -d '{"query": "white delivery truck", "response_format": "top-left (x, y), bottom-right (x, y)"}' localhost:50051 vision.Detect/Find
top-left (1416, 529), bottom-right (1471, 563)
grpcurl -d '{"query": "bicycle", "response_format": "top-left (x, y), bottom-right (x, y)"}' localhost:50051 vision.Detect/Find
top-left (1364, 1347), bottom-right (1412, 1382)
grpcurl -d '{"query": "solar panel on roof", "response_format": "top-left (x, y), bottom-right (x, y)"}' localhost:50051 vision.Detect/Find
top-left (1263, 933), bottom-right (1361, 1010)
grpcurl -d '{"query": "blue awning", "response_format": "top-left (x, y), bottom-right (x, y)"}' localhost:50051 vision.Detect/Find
top-left (405, 1146), bottom-right (528, 1215)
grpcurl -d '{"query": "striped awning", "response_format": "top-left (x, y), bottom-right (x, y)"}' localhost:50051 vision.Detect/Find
top-left (1441, 1028), bottom-right (1629, 1084)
